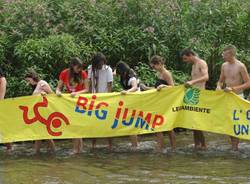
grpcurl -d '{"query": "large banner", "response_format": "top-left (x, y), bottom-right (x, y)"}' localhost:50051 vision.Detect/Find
top-left (0, 85), bottom-right (249, 143)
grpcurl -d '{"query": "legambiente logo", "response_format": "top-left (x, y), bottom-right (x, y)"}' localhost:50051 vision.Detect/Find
top-left (183, 87), bottom-right (200, 105)
top-left (172, 87), bottom-right (211, 114)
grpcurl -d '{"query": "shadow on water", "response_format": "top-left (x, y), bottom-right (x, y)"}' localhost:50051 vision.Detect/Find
top-left (1, 132), bottom-right (250, 184)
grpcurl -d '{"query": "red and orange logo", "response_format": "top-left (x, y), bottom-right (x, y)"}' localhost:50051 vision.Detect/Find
top-left (19, 96), bottom-right (69, 136)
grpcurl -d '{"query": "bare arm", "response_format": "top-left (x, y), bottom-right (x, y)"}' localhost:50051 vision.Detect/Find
top-left (162, 70), bottom-right (174, 86)
top-left (79, 79), bottom-right (89, 94)
top-left (0, 78), bottom-right (6, 99)
top-left (56, 80), bottom-right (64, 94)
top-left (121, 77), bottom-right (138, 94)
top-left (69, 79), bottom-right (89, 98)
top-left (140, 83), bottom-right (154, 91)
top-left (126, 79), bottom-right (138, 93)
top-left (217, 64), bottom-right (225, 89)
top-left (157, 70), bottom-right (174, 91)
top-left (233, 64), bottom-right (250, 91)
top-left (42, 84), bottom-right (53, 94)
top-left (189, 62), bottom-right (209, 85)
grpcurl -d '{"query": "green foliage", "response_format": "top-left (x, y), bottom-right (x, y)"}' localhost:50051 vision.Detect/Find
top-left (171, 70), bottom-right (189, 85)
top-left (134, 62), bottom-right (189, 87)
top-left (0, 0), bottom-right (249, 97)
top-left (0, 36), bottom-right (5, 63)
top-left (135, 62), bottom-right (157, 87)
top-left (14, 34), bottom-right (82, 80)
top-left (112, 76), bottom-right (123, 92)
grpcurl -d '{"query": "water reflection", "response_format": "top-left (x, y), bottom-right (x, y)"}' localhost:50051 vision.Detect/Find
top-left (1, 132), bottom-right (250, 184)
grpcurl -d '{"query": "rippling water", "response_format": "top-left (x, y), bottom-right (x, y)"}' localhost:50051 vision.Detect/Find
top-left (1, 132), bottom-right (250, 184)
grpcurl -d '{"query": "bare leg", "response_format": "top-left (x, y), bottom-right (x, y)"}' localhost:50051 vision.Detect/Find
top-left (92, 139), bottom-right (97, 149)
top-left (230, 136), bottom-right (239, 151)
top-left (199, 131), bottom-right (207, 150)
top-left (107, 138), bottom-right (112, 151)
top-left (130, 135), bottom-right (138, 147)
top-left (35, 140), bottom-right (42, 154)
top-left (156, 132), bottom-right (164, 152)
top-left (5, 143), bottom-right (12, 153)
top-left (46, 140), bottom-right (55, 153)
top-left (73, 138), bottom-right (83, 154)
top-left (193, 130), bottom-right (201, 150)
top-left (167, 131), bottom-right (176, 151)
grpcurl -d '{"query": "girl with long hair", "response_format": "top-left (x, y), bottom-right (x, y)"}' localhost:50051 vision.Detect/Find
top-left (150, 55), bottom-right (176, 151)
top-left (88, 52), bottom-right (113, 150)
top-left (115, 61), bottom-right (139, 148)
top-left (56, 57), bottom-right (89, 154)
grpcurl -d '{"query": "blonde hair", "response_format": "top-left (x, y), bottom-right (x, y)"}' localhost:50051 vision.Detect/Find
top-left (223, 45), bottom-right (237, 56)
top-left (150, 55), bottom-right (165, 65)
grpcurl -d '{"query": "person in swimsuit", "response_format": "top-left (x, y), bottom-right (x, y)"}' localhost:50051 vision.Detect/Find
top-left (25, 71), bottom-right (56, 154)
top-left (150, 55), bottom-right (176, 151)
top-left (138, 56), bottom-right (176, 151)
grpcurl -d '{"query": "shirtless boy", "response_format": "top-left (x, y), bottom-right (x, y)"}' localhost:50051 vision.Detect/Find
top-left (181, 48), bottom-right (209, 150)
top-left (217, 45), bottom-right (250, 151)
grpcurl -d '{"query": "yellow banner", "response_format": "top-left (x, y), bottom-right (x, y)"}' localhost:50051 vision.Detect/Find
top-left (0, 85), bottom-right (249, 143)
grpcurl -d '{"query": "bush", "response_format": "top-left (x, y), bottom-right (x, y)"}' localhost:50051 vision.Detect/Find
top-left (0, 0), bottom-right (249, 97)
top-left (14, 34), bottom-right (83, 80)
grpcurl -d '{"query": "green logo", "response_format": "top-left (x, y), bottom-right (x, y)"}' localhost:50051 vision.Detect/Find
top-left (183, 87), bottom-right (200, 105)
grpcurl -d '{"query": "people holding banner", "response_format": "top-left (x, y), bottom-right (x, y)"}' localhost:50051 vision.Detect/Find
top-left (115, 61), bottom-right (139, 148)
top-left (180, 48), bottom-right (209, 150)
top-left (56, 57), bottom-right (89, 154)
top-left (149, 55), bottom-right (176, 151)
top-left (0, 69), bottom-right (12, 153)
top-left (216, 45), bottom-right (250, 151)
top-left (88, 52), bottom-right (113, 150)
top-left (24, 71), bottom-right (56, 154)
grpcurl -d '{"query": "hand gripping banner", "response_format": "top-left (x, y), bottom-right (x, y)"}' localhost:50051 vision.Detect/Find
top-left (0, 85), bottom-right (249, 143)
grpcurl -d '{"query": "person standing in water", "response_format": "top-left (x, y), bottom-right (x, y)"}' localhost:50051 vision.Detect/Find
top-left (0, 69), bottom-right (12, 153)
top-left (217, 45), bottom-right (250, 151)
top-left (88, 52), bottom-right (113, 150)
top-left (56, 57), bottom-right (89, 154)
top-left (180, 48), bottom-right (209, 150)
top-left (115, 61), bottom-right (139, 148)
top-left (149, 55), bottom-right (176, 151)
top-left (24, 71), bottom-right (56, 154)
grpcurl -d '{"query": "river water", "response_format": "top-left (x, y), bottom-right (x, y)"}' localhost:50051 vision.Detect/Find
top-left (1, 132), bottom-right (250, 184)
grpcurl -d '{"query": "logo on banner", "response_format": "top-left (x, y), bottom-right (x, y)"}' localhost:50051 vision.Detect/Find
top-left (172, 87), bottom-right (210, 114)
top-left (183, 87), bottom-right (200, 105)
top-left (19, 96), bottom-right (70, 136)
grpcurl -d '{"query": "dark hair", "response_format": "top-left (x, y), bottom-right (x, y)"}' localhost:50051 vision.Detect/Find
top-left (150, 55), bottom-right (165, 65)
top-left (116, 61), bottom-right (137, 90)
top-left (180, 48), bottom-right (196, 57)
top-left (24, 71), bottom-right (40, 82)
top-left (91, 52), bottom-right (107, 70)
top-left (90, 53), bottom-right (107, 92)
top-left (69, 57), bottom-right (83, 85)
top-left (0, 68), bottom-right (4, 78)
